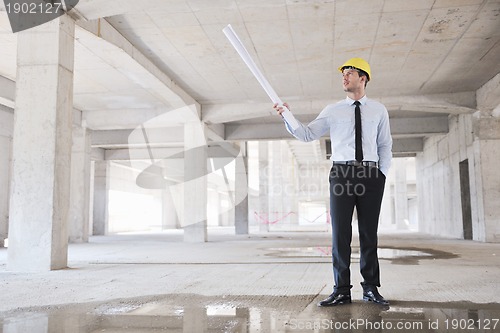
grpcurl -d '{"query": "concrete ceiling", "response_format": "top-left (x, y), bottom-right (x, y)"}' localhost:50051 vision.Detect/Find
top-left (1, 0), bottom-right (500, 163)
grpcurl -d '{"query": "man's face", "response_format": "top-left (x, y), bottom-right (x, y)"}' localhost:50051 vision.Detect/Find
top-left (342, 69), bottom-right (363, 92)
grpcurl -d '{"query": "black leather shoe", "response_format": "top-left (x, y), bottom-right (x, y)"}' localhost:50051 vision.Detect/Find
top-left (318, 293), bottom-right (351, 307)
top-left (363, 289), bottom-right (389, 306)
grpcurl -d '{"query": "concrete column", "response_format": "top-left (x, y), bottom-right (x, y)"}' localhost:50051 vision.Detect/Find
top-left (0, 137), bottom-right (11, 248)
top-left (220, 193), bottom-right (232, 226)
top-left (0, 111), bottom-right (12, 247)
top-left (269, 141), bottom-right (284, 230)
top-left (258, 141), bottom-right (269, 232)
top-left (292, 157), bottom-right (301, 225)
top-left (393, 158), bottom-right (409, 229)
top-left (207, 187), bottom-right (221, 226)
top-left (235, 146), bottom-right (249, 234)
top-left (162, 189), bottom-right (179, 229)
top-left (183, 121), bottom-right (207, 242)
top-left (472, 109), bottom-right (500, 242)
top-left (68, 126), bottom-right (91, 243)
top-left (281, 141), bottom-right (299, 226)
top-left (7, 16), bottom-right (75, 271)
top-left (92, 160), bottom-right (110, 236)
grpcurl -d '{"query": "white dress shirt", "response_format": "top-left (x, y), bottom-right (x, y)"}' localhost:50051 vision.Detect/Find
top-left (281, 95), bottom-right (392, 175)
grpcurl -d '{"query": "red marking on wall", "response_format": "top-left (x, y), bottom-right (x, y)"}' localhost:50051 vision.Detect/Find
top-left (315, 246), bottom-right (332, 256)
top-left (254, 211), bottom-right (332, 225)
top-left (254, 211), bottom-right (296, 225)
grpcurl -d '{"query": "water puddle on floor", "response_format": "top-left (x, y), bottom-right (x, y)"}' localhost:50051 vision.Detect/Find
top-left (1, 295), bottom-right (498, 332)
top-left (265, 246), bottom-right (458, 264)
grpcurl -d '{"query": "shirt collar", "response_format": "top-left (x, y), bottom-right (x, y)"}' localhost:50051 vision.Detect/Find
top-left (346, 95), bottom-right (367, 106)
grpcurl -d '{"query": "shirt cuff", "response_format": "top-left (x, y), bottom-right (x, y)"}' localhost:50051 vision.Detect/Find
top-left (281, 109), bottom-right (300, 131)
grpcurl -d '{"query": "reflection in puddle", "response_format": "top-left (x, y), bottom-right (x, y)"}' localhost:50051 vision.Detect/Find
top-left (1, 295), bottom-right (499, 333)
top-left (266, 246), bottom-right (458, 264)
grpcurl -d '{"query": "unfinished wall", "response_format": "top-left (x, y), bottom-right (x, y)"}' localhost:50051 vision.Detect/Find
top-left (417, 74), bottom-right (500, 242)
top-left (417, 114), bottom-right (474, 239)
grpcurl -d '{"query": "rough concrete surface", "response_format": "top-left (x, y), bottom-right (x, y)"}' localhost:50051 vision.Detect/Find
top-left (1, 228), bottom-right (499, 332)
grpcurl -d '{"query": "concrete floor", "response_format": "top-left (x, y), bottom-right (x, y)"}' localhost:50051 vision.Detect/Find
top-left (0, 227), bottom-right (499, 332)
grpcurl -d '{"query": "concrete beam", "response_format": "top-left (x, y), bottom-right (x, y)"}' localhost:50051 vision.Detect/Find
top-left (226, 122), bottom-right (291, 141)
top-left (0, 107), bottom-right (13, 138)
top-left (91, 147), bottom-right (105, 161)
top-left (202, 92), bottom-right (475, 124)
top-left (225, 116), bottom-right (449, 141)
top-left (83, 109), bottom-right (167, 131)
top-left (0, 75), bottom-right (15, 109)
top-left (389, 116), bottom-right (449, 136)
top-left (393, 152), bottom-right (417, 158)
top-left (379, 92), bottom-right (476, 114)
top-left (205, 123), bottom-right (225, 142)
top-left (477, 73), bottom-right (500, 111)
top-left (105, 148), bottom-right (182, 161)
top-left (202, 101), bottom-right (324, 124)
top-left (77, 18), bottom-right (199, 111)
top-left (91, 127), bottom-right (184, 148)
top-left (83, 106), bottom-right (204, 130)
top-left (92, 124), bottom-right (226, 148)
top-left (392, 138), bottom-right (423, 153)
top-left (104, 143), bottom-right (240, 161)
top-left (92, 129), bottom-right (131, 147)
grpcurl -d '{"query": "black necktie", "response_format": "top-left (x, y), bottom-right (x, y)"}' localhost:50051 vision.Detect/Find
top-left (354, 101), bottom-right (363, 162)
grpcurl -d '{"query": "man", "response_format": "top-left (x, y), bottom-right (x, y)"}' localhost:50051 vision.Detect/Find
top-left (274, 57), bottom-right (392, 306)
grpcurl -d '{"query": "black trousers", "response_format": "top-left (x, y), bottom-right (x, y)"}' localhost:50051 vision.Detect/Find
top-left (329, 164), bottom-right (386, 293)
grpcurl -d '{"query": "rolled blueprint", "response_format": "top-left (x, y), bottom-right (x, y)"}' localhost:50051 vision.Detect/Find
top-left (223, 24), bottom-right (299, 130)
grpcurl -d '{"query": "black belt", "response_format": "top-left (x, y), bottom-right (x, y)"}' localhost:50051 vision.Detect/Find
top-left (333, 160), bottom-right (378, 167)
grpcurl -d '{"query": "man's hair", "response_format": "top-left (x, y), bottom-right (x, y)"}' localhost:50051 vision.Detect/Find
top-left (357, 70), bottom-right (369, 87)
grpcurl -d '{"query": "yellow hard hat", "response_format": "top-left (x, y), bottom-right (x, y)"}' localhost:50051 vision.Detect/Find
top-left (338, 57), bottom-right (371, 81)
